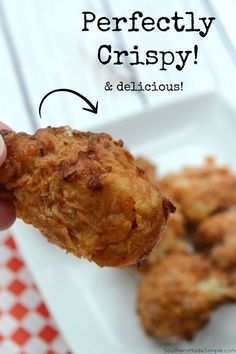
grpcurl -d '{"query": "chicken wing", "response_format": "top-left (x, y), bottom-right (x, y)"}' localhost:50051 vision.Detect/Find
top-left (137, 253), bottom-right (236, 341)
top-left (0, 127), bottom-right (174, 267)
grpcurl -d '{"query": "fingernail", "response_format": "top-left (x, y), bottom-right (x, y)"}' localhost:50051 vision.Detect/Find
top-left (0, 135), bottom-right (4, 155)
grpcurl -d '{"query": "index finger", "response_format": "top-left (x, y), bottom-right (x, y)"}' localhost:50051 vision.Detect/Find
top-left (0, 121), bottom-right (11, 167)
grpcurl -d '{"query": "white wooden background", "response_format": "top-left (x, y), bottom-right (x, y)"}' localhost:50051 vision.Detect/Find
top-left (0, 0), bottom-right (236, 134)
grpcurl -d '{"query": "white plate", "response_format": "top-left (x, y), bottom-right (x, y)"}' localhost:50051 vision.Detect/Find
top-left (13, 92), bottom-right (236, 354)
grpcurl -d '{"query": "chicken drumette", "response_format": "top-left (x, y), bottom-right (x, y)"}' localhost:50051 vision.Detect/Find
top-left (0, 127), bottom-right (174, 267)
top-left (137, 253), bottom-right (236, 341)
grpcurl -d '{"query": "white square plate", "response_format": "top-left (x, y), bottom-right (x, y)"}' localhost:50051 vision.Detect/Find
top-left (13, 92), bottom-right (236, 354)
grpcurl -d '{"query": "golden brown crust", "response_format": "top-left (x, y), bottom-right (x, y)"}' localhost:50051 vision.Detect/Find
top-left (134, 208), bottom-right (188, 273)
top-left (137, 253), bottom-right (236, 341)
top-left (195, 207), bottom-right (236, 270)
top-left (0, 127), bottom-right (173, 267)
top-left (196, 207), bottom-right (236, 248)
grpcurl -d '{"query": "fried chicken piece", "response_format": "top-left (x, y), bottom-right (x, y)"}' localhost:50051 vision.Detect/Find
top-left (0, 127), bottom-right (174, 267)
top-left (137, 253), bottom-right (236, 342)
top-left (135, 208), bottom-right (188, 272)
top-left (195, 207), bottom-right (236, 270)
top-left (160, 157), bottom-right (236, 223)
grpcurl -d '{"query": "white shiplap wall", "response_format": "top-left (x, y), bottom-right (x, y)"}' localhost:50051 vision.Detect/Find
top-left (0, 0), bottom-right (235, 131)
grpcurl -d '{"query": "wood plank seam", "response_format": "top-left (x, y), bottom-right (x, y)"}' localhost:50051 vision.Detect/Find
top-left (0, 0), bottom-right (37, 130)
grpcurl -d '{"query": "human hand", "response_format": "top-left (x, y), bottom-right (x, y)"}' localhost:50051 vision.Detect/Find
top-left (0, 122), bottom-right (16, 230)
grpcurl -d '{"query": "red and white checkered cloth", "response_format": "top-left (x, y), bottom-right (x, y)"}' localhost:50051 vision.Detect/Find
top-left (0, 232), bottom-right (71, 354)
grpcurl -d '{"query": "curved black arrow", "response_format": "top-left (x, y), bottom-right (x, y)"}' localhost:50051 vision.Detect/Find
top-left (39, 88), bottom-right (98, 119)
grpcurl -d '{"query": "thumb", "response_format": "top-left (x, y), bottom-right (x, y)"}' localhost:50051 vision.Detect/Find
top-left (0, 135), bottom-right (7, 167)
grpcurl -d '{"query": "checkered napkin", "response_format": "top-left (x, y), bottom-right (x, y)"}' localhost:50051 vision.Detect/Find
top-left (0, 233), bottom-right (71, 354)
